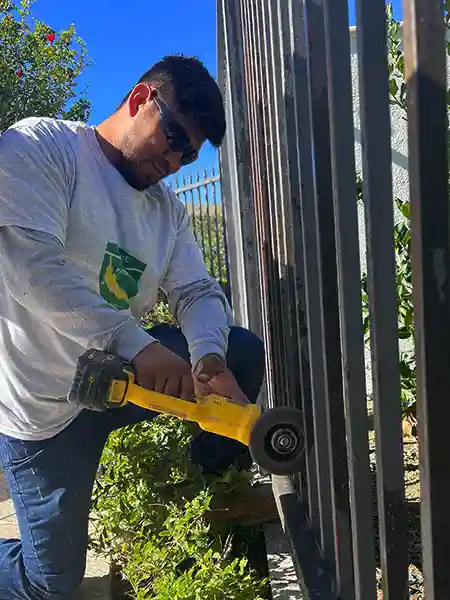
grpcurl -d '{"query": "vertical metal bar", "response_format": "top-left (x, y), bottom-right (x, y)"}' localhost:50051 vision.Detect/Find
top-left (273, 476), bottom-right (340, 600)
top-left (218, 0), bottom-right (262, 332)
top-left (221, 194), bottom-right (231, 300)
top-left (176, 177), bottom-right (184, 212)
top-left (203, 169), bottom-right (215, 277)
top-left (287, 0), bottom-right (320, 536)
top-left (211, 168), bottom-right (223, 282)
top-left (265, 0), bottom-right (291, 407)
top-left (196, 171), bottom-right (207, 258)
top-left (267, 0), bottom-right (302, 415)
top-left (277, 0), bottom-right (315, 487)
top-left (305, 1), bottom-right (355, 596)
top-left (403, 2), bottom-right (450, 598)
top-left (354, 1), bottom-right (409, 598)
top-left (322, 0), bottom-right (377, 598)
top-left (279, 0), bottom-right (336, 573)
top-left (239, 0), bottom-right (274, 407)
top-left (252, 0), bottom-right (286, 405)
top-left (264, 0), bottom-right (291, 391)
top-left (185, 173), bottom-right (196, 240)
top-left (247, 0), bottom-right (284, 405)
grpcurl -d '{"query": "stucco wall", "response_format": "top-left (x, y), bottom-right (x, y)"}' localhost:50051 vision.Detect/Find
top-left (350, 25), bottom-right (410, 282)
top-left (350, 27), bottom-right (410, 207)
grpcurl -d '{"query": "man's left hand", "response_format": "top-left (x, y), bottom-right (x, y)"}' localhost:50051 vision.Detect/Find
top-left (193, 354), bottom-right (248, 405)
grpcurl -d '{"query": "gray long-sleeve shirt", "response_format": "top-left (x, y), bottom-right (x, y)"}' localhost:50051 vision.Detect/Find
top-left (0, 117), bottom-right (232, 440)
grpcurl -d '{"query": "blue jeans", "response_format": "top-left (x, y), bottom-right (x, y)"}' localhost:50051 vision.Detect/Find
top-left (0, 324), bottom-right (264, 600)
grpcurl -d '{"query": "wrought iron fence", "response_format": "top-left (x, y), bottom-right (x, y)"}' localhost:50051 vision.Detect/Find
top-left (171, 169), bottom-right (231, 298)
top-left (218, 1), bottom-right (450, 600)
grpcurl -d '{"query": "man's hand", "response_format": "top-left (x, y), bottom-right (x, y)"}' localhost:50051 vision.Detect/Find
top-left (133, 342), bottom-right (194, 401)
top-left (193, 354), bottom-right (248, 405)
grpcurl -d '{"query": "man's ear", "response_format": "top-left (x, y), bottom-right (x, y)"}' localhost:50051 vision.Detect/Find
top-left (127, 83), bottom-right (154, 118)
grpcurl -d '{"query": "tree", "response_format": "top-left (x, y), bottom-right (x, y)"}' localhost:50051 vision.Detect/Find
top-left (0, 0), bottom-right (91, 132)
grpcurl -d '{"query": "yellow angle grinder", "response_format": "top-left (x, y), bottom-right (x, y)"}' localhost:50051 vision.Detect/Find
top-left (68, 349), bottom-right (305, 476)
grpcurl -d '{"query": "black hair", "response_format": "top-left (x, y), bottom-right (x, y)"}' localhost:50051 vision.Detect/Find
top-left (119, 55), bottom-right (226, 147)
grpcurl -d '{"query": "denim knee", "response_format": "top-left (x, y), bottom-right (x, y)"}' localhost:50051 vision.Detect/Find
top-left (227, 327), bottom-right (265, 403)
top-left (43, 563), bottom-right (85, 600)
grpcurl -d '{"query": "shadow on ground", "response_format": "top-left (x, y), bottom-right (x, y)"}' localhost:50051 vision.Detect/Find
top-left (73, 575), bottom-right (110, 600)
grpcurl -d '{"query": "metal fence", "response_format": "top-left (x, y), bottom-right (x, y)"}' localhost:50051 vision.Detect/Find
top-left (218, 1), bottom-right (450, 600)
top-left (171, 169), bottom-right (231, 298)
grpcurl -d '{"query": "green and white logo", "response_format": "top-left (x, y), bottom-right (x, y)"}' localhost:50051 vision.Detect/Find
top-left (99, 242), bottom-right (147, 310)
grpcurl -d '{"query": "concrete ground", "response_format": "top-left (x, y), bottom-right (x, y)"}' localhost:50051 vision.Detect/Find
top-left (265, 521), bottom-right (303, 600)
top-left (0, 469), bottom-right (110, 600)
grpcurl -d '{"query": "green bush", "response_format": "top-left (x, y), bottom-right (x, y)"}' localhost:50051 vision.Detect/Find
top-left (90, 417), bottom-right (268, 599)
top-left (123, 496), bottom-right (267, 600)
top-left (0, 0), bottom-right (91, 131)
top-left (141, 301), bottom-right (177, 330)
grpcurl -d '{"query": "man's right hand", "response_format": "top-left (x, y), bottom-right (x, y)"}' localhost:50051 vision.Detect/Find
top-left (132, 342), bottom-right (194, 401)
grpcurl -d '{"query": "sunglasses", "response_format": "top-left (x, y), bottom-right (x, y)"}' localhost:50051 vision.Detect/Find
top-left (153, 95), bottom-right (198, 166)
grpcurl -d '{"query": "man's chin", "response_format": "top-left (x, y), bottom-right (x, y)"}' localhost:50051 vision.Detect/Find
top-left (122, 169), bottom-right (162, 191)
top-left (116, 158), bottom-right (164, 191)
top-left (135, 174), bottom-right (163, 191)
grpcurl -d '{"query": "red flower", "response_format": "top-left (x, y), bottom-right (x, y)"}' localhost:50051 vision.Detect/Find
top-left (16, 67), bottom-right (23, 78)
top-left (46, 32), bottom-right (56, 44)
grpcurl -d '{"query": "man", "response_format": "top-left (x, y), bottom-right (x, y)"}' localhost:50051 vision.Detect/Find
top-left (0, 55), bottom-right (267, 599)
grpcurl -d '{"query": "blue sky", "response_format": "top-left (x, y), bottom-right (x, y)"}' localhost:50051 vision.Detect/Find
top-left (348, 0), bottom-right (403, 24)
top-left (30, 0), bottom-right (219, 178)
top-left (29, 0), bottom-right (404, 179)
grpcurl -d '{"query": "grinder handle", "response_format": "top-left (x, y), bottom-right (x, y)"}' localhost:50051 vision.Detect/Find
top-left (68, 349), bottom-right (135, 411)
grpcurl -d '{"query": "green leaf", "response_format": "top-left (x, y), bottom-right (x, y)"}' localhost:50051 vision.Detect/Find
top-left (389, 77), bottom-right (398, 98)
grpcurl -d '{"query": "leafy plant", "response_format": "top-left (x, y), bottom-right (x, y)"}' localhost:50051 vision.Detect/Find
top-left (386, 3), bottom-right (406, 115)
top-left (90, 416), bottom-right (265, 599)
top-left (0, 0), bottom-right (91, 131)
top-left (122, 495), bottom-right (267, 600)
top-left (141, 301), bottom-right (177, 329)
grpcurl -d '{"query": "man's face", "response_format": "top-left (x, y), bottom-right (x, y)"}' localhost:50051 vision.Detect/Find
top-left (117, 84), bottom-right (204, 191)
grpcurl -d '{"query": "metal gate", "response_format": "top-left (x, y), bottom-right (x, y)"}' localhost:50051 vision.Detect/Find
top-left (217, 1), bottom-right (450, 599)
top-left (171, 170), bottom-right (231, 297)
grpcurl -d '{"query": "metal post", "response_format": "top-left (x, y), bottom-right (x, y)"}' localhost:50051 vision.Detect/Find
top-left (217, 0), bottom-right (262, 334)
top-left (305, 1), bottom-right (355, 595)
top-left (354, 1), bottom-right (409, 598)
top-left (403, 1), bottom-right (450, 598)
top-left (322, 0), bottom-right (377, 597)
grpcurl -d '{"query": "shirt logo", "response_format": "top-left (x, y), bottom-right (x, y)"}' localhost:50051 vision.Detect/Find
top-left (99, 242), bottom-right (147, 310)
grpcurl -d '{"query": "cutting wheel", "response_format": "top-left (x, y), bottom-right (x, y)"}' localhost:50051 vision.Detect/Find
top-left (248, 406), bottom-right (305, 476)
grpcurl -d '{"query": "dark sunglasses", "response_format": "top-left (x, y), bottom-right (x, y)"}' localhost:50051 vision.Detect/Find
top-left (153, 95), bottom-right (198, 166)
